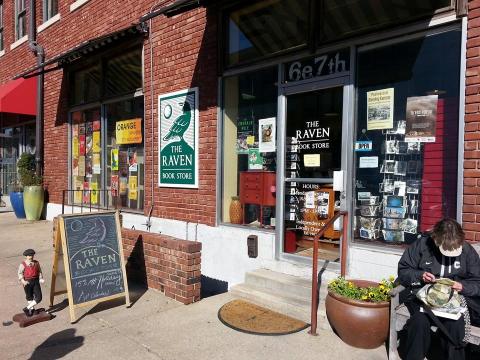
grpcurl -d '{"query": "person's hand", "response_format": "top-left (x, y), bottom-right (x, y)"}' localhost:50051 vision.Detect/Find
top-left (21, 279), bottom-right (28, 287)
top-left (452, 281), bottom-right (463, 292)
top-left (422, 272), bottom-right (436, 283)
top-left (39, 279), bottom-right (45, 284)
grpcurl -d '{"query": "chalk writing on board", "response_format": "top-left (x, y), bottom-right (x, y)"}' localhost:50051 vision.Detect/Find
top-left (63, 213), bottom-right (124, 305)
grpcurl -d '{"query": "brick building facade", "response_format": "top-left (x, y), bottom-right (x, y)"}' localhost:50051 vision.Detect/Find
top-left (0, 1), bottom-right (476, 289)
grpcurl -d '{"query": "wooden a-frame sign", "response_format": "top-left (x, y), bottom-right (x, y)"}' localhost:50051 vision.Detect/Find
top-left (50, 210), bottom-right (130, 323)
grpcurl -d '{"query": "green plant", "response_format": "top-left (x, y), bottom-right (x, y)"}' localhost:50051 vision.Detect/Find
top-left (328, 276), bottom-right (395, 303)
top-left (17, 153), bottom-right (42, 187)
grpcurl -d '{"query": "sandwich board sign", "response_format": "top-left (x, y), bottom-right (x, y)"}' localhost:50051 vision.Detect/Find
top-left (50, 211), bottom-right (130, 323)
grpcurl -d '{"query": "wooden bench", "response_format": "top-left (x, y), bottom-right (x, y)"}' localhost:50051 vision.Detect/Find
top-left (388, 243), bottom-right (480, 359)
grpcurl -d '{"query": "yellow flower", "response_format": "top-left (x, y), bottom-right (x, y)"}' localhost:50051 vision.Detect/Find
top-left (368, 292), bottom-right (375, 298)
top-left (348, 282), bottom-right (354, 288)
top-left (379, 284), bottom-right (385, 290)
top-left (389, 275), bottom-right (395, 282)
top-left (361, 296), bottom-right (368, 300)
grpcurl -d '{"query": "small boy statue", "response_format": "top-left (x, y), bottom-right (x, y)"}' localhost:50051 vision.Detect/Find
top-left (18, 249), bottom-right (44, 317)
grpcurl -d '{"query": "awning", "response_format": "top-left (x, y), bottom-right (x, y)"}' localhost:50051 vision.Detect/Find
top-left (15, 23), bottom-right (148, 79)
top-left (0, 78), bottom-right (36, 116)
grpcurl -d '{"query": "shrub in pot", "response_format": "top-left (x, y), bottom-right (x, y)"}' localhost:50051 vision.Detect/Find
top-left (17, 153), bottom-right (44, 221)
top-left (325, 276), bottom-right (394, 349)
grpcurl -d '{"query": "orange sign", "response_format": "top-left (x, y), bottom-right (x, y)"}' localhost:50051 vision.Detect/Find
top-left (115, 118), bottom-right (142, 144)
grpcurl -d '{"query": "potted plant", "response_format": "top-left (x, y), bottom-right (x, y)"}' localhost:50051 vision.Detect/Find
top-left (17, 153), bottom-right (44, 221)
top-left (8, 179), bottom-right (26, 219)
top-left (325, 276), bottom-right (394, 349)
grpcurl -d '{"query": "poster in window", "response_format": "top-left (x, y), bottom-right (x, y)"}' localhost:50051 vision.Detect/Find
top-left (85, 157), bottom-right (92, 177)
top-left (93, 153), bottom-right (101, 174)
top-left (111, 175), bottom-right (119, 197)
top-left (366, 88), bottom-right (394, 130)
top-left (159, 87), bottom-right (198, 188)
top-left (405, 95), bottom-right (438, 143)
top-left (93, 131), bottom-right (101, 153)
top-left (91, 182), bottom-right (98, 205)
top-left (79, 134), bottom-right (86, 155)
top-left (119, 151), bottom-right (128, 177)
top-left (86, 135), bottom-right (93, 154)
top-left (72, 125), bottom-right (79, 157)
top-left (115, 118), bottom-right (143, 145)
top-left (236, 118), bottom-right (254, 154)
top-left (83, 181), bottom-right (90, 204)
top-left (111, 149), bottom-right (119, 171)
top-left (258, 117), bottom-right (276, 153)
top-left (72, 157), bottom-right (79, 176)
top-left (78, 156), bottom-right (85, 177)
top-left (128, 148), bottom-right (137, 172)
top-left (93, 120), bottom-right (101, 131)
top-left (119, 177), bottom-right (128, 195)
top-left (248, 148), bottom-right (263, 170)
top-left (128, 176), bottom-right (138, 200)
top-left (74, 178), bottom-right (82, 204)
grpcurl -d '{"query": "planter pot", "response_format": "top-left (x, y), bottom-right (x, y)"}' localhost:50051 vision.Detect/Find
top-left (325, 280), bottom-right (390, 349)
top-left (9, 191), bottom-right (26, 218)
top-left (23, 186), bottom-right (44, 221)
top-left (229, 198), bottom-right (243, 224)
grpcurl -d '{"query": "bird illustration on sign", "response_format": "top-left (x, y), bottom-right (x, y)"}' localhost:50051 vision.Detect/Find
top-left (162, 102), bottom-right (191, 142)
top-left (79, 218), bottom-right (107, 247)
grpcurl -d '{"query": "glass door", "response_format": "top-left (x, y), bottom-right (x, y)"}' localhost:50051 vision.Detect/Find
top-left (282, 85), bottom-right (347, 262)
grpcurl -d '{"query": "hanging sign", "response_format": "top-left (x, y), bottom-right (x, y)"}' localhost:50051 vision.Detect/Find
top-left (115, 118), bottom-right (143, 145)
top-left (355, 141), bottom-right (373, 152)
top-left (158, 87), bottom-right (199, 188)
top-left (284, 48), bottom-right (350, 83)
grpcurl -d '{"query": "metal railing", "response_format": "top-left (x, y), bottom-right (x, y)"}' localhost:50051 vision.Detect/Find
top-left (309, 210), bottom-right (348, 336)
top-left (61, 189), bottom-right (120, 214)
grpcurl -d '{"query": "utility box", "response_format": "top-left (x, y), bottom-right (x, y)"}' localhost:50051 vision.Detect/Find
top-left (247, 235), bottom-right (258, 258)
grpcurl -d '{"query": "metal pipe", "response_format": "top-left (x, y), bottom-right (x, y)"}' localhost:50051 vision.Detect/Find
top-left (341, 213), bottom-right (349, 277)
top-left (309, 211), bottom-right (347, 336)
top-left (28, 0), bottom-right (44, 177)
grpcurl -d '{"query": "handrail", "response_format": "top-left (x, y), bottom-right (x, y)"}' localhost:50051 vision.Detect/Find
top-left (62, 189), bottom-right (119, 215)
top-left (309, 210), bottom-right (348, 336)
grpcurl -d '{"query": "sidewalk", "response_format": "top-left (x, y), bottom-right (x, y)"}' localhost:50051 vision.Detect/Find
top-left (0, 212), bottom-right (387, 360)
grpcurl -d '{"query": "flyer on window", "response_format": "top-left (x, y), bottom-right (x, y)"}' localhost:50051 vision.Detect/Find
top-left (119, 177), bottom-right (128, 195)
top-left (78, 156), bottom-right (85, 177)
top-left (258, 117), bottom-right (276, 153)
top-left (248, 148), bottom-right (263, 170)
top-left (128, 148), bottom-right (137, 172)
top-left (128, 176), bottom-right (138, 200)
top-left (74, 178), bottom-right (83, 204)
top-left (111, 149), bottom-right (119, 171)
top-left (405, 95), bottom-right (438, 143)
top-left (90, 182), bottom-right (98, 205)
top-left (366, 88), bottom-right (394, 130)
top-left (236, 118), bottom-right (254, 154)
top-left (93, 153), bottom-right (101, 174)
top-left (83, 181), bottom-right (90, 204)
top-left (111, 175), bottom-right (119, 197)
top-left (93, 131), bottom-right (101, 153)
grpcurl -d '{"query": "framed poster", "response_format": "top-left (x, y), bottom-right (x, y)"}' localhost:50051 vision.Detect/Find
top-left (158, 88), bottom-right (199, 188)
top-left (258, 117), bottom-right (276, 153)
top-left (405, 95), bottom-right (438, 142)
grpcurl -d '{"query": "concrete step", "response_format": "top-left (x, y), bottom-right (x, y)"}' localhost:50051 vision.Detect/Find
top-left (244, 269), bottom-right (330, 302)
top-left (230, 283), bottom-right (331, 330)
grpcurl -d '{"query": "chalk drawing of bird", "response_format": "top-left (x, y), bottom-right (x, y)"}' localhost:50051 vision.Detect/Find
top-left (163, 101), bottom-right (191, 142)
top-left (79, 218), bottom-right (107, 247)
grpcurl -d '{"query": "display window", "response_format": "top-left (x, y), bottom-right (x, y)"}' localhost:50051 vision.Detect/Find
top-left (221, 66), bottom-right (277, 227)
top-left (354, 29), bottom-right (461, 246)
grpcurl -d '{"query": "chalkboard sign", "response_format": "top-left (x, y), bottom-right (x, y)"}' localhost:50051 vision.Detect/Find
top-left (53, 211), bottom-right (130, 322)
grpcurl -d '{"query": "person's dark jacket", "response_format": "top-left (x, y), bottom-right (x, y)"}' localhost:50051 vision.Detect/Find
top-left (398, 235), bottom-right (480, 297)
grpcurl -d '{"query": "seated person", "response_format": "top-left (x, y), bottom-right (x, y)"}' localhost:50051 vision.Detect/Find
top-left (397, 218), bottom-right (480, 360)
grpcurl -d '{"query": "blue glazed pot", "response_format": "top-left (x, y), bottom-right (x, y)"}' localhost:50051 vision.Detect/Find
top-left (9, 191), bottom-right (26, 218)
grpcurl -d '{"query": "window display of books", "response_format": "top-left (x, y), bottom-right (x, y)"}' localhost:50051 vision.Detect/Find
top-left (355, 119), bottom-right (422, 244)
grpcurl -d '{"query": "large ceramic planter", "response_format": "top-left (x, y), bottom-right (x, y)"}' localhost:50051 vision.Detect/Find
top-left (23, 186), bottom-right (44, 221)
top-left (9, 191), bottom-right (26, 218)
top-left (325, 280), bottom-right (390, 349)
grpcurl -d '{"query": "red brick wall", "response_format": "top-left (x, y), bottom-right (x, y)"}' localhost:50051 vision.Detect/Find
top-left (0, 1), bottom-right (218, 226)
top-left (122, 228), bottom-right (201, 305)
top-left (465, 1), bottom-right (480, 241)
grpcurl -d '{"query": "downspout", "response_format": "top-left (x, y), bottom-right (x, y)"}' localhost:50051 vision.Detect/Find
top-left (28, 0), bottom-right (44, 177)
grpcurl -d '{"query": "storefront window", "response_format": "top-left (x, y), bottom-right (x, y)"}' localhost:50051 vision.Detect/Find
top-left (105, 97), bottom-right (144, 211)
top-left (354, 29), bottom-right (461, 246)
top-left (320, 0), bottom-right (453, 43)
top-left (222, 67), bottom-right (277, 227)
top-left (226, 0), bottom-right (309, 67)
top-left (71, 65), bottom-right (101, 106)
top-left (105, 51), bottom-right (142, 97)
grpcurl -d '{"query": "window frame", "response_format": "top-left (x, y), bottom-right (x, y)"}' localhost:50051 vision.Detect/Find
top-left (43, 0), bottom-right (58, 22)
top-left (15, 0), bottom-right (27, 40)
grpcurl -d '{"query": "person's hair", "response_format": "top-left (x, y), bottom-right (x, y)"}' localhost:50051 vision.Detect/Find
top-left (431, 218), bottom-right (465, 250)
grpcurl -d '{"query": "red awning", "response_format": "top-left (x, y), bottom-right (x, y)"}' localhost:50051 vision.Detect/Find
top-left (0, 78), bottom-right (36, 116)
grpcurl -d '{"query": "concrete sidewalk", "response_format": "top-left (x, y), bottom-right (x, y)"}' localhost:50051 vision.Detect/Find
top-left (0, 212), bottom-right (387, 360)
